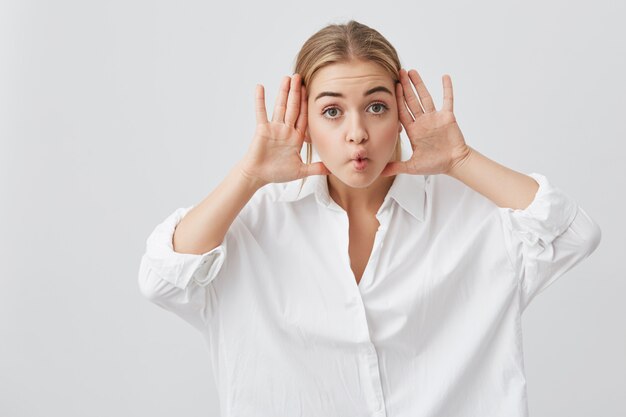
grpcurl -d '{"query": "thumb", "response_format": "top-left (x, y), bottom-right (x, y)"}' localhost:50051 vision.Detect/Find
top-left (302, 161), bottom-right (331, 177)
top-left (379, 161), bottom-right (406, 177)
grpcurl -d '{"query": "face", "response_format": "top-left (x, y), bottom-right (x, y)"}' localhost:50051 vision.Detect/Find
top-left (305, 59), bottom-right (402, 187)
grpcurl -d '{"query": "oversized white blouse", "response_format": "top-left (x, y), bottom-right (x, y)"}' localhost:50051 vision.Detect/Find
top-left (138, 170), bottom-right (601, 417)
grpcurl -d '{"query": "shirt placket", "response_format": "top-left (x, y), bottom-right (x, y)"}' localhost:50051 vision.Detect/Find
top-left (329, 200), bottom-right (390, 417)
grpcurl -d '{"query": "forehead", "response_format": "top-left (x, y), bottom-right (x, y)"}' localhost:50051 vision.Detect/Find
top-left (308, 60), bottom-right (393, 95)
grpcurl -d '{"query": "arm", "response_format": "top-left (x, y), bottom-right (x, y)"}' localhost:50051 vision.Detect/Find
top-left (448, 148), bottom-right (601, 309)
top-left (138, 74), bottom-right (325, 330)
top-left (446, 146), bottom-right (539, 210)
top-left (137, 160), bottom-right (263, 331)
top-left (390, 68), bottom-right (601, 310)
top-left (173, 160), bottom-right (264, 255)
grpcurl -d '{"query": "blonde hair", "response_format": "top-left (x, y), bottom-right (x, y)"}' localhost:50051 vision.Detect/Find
top-left (292, 20), bottom-right (403, 193)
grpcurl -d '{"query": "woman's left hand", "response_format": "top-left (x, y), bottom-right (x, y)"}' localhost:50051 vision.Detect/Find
top-left (380, 68), bottom-right (472, 177)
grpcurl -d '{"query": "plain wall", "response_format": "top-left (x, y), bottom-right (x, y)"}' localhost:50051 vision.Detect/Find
top-left (1, 0), bottom-right (624, 416)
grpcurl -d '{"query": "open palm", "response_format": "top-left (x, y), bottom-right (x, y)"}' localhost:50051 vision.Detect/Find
top-left (380, 69), bottom-right (471, 177)
top-left (241, 74), bottom-right (330, 187)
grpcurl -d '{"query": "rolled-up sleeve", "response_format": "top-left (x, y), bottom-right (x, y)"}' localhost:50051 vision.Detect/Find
top-left (137, 205), bottom-right (227, 331)
top-left (498, 173), bottom-right (602, 311)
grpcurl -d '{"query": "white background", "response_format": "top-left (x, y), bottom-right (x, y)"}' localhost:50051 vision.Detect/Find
top-left (1, 0), bottom-right (624, 416)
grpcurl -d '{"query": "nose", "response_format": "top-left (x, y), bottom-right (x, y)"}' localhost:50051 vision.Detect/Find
top-left (345, 113), bottom-right (368, 144)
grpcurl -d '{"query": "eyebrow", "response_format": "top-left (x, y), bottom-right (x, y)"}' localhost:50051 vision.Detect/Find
top-left (314, 86), bottom-right (393, 101)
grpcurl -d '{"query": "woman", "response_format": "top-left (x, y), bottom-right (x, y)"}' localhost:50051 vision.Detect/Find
top-left (138, 20), bottom-right (601, 417)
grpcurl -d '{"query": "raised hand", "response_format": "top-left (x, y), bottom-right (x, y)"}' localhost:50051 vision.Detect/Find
top-left (380, 68), bottom-right (472, 177)
top-left (240, 74), bottom-right (331, 187)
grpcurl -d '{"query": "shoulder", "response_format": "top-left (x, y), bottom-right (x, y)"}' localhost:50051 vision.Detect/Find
top-left (249, 181), bottom-right (289, 205)
top-left (429, 173), bottom-right (499, 217)
top-left (237, 180), bottom-right (291, 225)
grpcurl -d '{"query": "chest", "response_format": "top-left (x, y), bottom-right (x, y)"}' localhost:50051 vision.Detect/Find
top-left (347, 215), bottom-right (380, 285)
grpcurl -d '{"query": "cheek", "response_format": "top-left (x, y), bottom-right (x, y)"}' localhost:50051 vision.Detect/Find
top-left (306, 117), bottom-right (333, 145)
top-left (376, 122), bottom-right (400, 143)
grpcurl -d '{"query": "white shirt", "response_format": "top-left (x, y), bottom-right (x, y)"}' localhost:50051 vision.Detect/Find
top-left (138, 169), bottom-right (601, 417)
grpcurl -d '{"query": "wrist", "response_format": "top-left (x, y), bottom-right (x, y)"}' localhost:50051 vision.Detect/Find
top-left (235, 161), bottom-right (267, 191)
top-left (446, 145), bottom-right (474, 179)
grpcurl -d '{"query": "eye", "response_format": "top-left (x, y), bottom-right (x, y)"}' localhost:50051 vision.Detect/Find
top-left (322, 107), bottom-right (341, 119)
top-left (321, 101), bottom-right (389, 120)
top-left (368, 102), bottom-right (389, 115)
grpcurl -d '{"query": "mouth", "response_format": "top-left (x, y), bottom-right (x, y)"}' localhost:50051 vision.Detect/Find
top-left (351, 158), bottom-right (369, 170)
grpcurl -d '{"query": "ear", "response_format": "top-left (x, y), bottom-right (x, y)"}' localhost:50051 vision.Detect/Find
top-left (304, 127), bottom-right (311, 143)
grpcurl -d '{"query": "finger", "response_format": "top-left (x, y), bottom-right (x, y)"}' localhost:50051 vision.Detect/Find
top-left (395, 82), bottom-right (414, 126)
top-left (272, 76), bottom-right (290, 123)
top-left (442, 74), bottom-right (454, 113)
top-left (399, 68), bottom-right (424, 118)
top-left (284, 74), bottom-right (301, 127)
top-left (255, 84), bottom-right (268, 124)
top-left (295, 84), bottom-right (308, 135)
top-left (407, 69), bottom-right (436, 113)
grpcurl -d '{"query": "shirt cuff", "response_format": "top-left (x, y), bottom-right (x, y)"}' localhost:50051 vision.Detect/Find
top-left (497, 173), bottom-right (579, 246)
top-left (143, 205), bottom-right (227, 289)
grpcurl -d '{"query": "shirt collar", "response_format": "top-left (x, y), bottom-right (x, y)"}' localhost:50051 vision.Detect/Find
top-left (277, 173), bottom-right (427, 222)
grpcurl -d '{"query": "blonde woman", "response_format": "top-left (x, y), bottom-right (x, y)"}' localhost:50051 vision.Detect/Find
top-left (138, 20), bottom-right (601, 417)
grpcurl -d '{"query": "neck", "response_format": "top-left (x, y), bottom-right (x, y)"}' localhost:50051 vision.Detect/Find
top-left (327, 174), bottom-right (396, 214)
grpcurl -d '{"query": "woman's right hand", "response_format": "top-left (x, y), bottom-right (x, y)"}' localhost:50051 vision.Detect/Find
top-left (239, 74), bottom-right (331, 187)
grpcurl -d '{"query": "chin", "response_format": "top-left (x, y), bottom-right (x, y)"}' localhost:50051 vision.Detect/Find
top-left (331, 169), bottom-right (382, 188)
